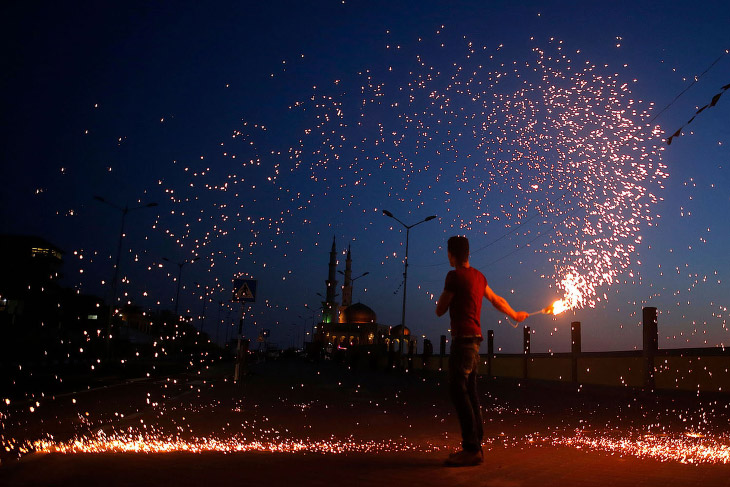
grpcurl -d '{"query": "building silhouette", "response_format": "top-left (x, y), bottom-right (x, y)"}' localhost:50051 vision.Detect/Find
top-left (314, 239), bottom-right (416, 353)
top-left (0, 234), bottom-right (65, 323)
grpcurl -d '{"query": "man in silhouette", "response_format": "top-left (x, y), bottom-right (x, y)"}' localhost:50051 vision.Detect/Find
top-left (436, 236), bottom-right (528, 466)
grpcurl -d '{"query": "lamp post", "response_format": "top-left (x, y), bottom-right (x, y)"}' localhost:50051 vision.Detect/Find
top-left (315, 292), bottom-right (338, 325)
top-left (94, 196), bottom-right (158, 348)
top-left (290, 323), bottom-right (300, 349)
top-left (297, 315), bottom-right (308, 348)
top-left (382, 210), bottom-right (437, 363)
top-left (163, 257), bottom-right (200, 319)
top-left (303, 304), bottom-right (318, 340)
top-left (216, 300), bottom-right (224, 345)
top-left (338, 270), bottom-right (369, 303)
top-left (194, 282), bottom-right (209, 333)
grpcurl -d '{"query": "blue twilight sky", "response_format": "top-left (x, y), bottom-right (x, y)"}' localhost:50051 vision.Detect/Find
top-left (1, 0), bottom-right (729, 352)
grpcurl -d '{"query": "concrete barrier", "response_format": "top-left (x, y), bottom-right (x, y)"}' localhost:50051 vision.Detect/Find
top-left (577, 355), bottom-right (644, 387)
top-left (654, 353), bottom-right (730, 392)
top-left (411, 350), bottom-right (730, 393)
top-left (529, 356), bottom-right (572, 382)
top-left (337, 307), bottom-right (730, 394)
top-left (491, 356), bottom-right (523, 378)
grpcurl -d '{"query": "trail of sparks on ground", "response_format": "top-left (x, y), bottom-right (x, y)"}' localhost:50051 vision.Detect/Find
top-left (30, 429), bottom-right (730, 465)
top-left (551, 431), bottom-right (730, 465)
top-left (33, 431), bottom-right (440, 455)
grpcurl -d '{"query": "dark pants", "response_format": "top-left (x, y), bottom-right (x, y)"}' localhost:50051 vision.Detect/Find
top-left (449, 338), bottom-right (483, 453)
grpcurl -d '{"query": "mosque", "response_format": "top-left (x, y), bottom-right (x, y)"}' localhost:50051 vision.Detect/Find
top-left (313, 238), bottom-right (415, 353)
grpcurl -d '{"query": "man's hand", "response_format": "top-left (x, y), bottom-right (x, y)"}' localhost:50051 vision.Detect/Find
top-left (513, 311), bottom-right (529, 323)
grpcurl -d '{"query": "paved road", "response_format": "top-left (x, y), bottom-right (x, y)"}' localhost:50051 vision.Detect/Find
top-left (1, 358), bottom-right (728, 486)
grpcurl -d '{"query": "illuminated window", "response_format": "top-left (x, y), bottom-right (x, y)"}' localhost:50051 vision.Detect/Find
top-left (31, 247), bottom-right (62, 259)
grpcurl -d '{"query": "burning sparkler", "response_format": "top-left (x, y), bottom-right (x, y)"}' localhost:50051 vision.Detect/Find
top-left (528, 273), bottom-right (585, 317)
top-left (530, 299), bottom-right (569, 316)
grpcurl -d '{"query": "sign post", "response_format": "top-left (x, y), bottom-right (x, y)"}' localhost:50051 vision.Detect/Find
top-left (232, 278), bottom-right (257, 382)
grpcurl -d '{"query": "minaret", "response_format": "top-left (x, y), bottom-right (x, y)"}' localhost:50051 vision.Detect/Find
top-left (341, 244), bottom-right (353, 307)
top-left (323, 236), bottom-right (339, 324)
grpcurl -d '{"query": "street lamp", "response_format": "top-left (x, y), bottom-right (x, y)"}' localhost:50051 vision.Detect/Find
top-left (315, 291), bottom-right (339, 324)
top-left (94, 196), bottom-right (158, 346)
top-left (382, 210), bottom-right (437, 361)
top-left (316, 292), bottom-right (339, 299)
top-left (216, 300), bottom-right (224, 345)
top-left (297, 315), bottom-right (308, 347)
top-left (194, 281), bottom-right (209, 333)
top-left (338, 270), bottom-right (369, 302)
top-left (290, 323), bottom-right (301, 349)
top-left (303, 304), bottom-right (319, 341)
top-left (351, 271), bottom-right (369, 285)
top-left (163, 257), bottom-right (200, 319)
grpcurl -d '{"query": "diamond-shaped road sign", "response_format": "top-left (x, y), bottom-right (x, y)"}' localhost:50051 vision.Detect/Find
top-left (232, 279), bottom-right (257, 303)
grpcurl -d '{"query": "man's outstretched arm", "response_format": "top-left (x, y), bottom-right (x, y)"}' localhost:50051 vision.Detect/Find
top-left (484, 285), bottom-right (528, 322)
top-left (435, 290), bottom-right (454, 317)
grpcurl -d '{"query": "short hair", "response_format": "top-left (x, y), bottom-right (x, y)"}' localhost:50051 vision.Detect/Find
top-left (447, 236), bottom-right (469, 264)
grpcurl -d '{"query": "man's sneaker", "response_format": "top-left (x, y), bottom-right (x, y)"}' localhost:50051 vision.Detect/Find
top-left (444, 449), bottom-right (483, 467)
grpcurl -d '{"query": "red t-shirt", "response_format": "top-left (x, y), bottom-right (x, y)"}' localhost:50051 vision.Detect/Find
top-left (444, 267), bottom-right (487, 337)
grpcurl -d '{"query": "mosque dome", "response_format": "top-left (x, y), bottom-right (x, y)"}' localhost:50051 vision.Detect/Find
top-left (341, 302), bottom-right (377, 324)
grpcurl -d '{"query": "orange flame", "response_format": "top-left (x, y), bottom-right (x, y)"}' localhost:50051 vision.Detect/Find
top-left (549, 299), bottom-right (568, 315)
top-left (541, 299), bottom-right (568, 315)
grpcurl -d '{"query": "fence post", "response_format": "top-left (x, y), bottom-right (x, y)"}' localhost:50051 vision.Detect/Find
top-left (422, 339), bottom-right (432, 371)
top-left (487, 329), bottom-right (494, 378)
top-left (643, 307), bottom-right (658, 390)
top-left (571, 321), bottom-right (581, 383)
top-left (439, 334), bottom-right (446, 370)
top-left (523, 326), bottom-right (530, 380)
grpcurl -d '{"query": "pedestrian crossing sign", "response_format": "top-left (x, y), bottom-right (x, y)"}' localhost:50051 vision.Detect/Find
top-left (232, 278), bottom-right (257, 303)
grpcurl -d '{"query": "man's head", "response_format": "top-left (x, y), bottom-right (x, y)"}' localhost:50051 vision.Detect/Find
top-left (447, 236), bottom-right (469, 266)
